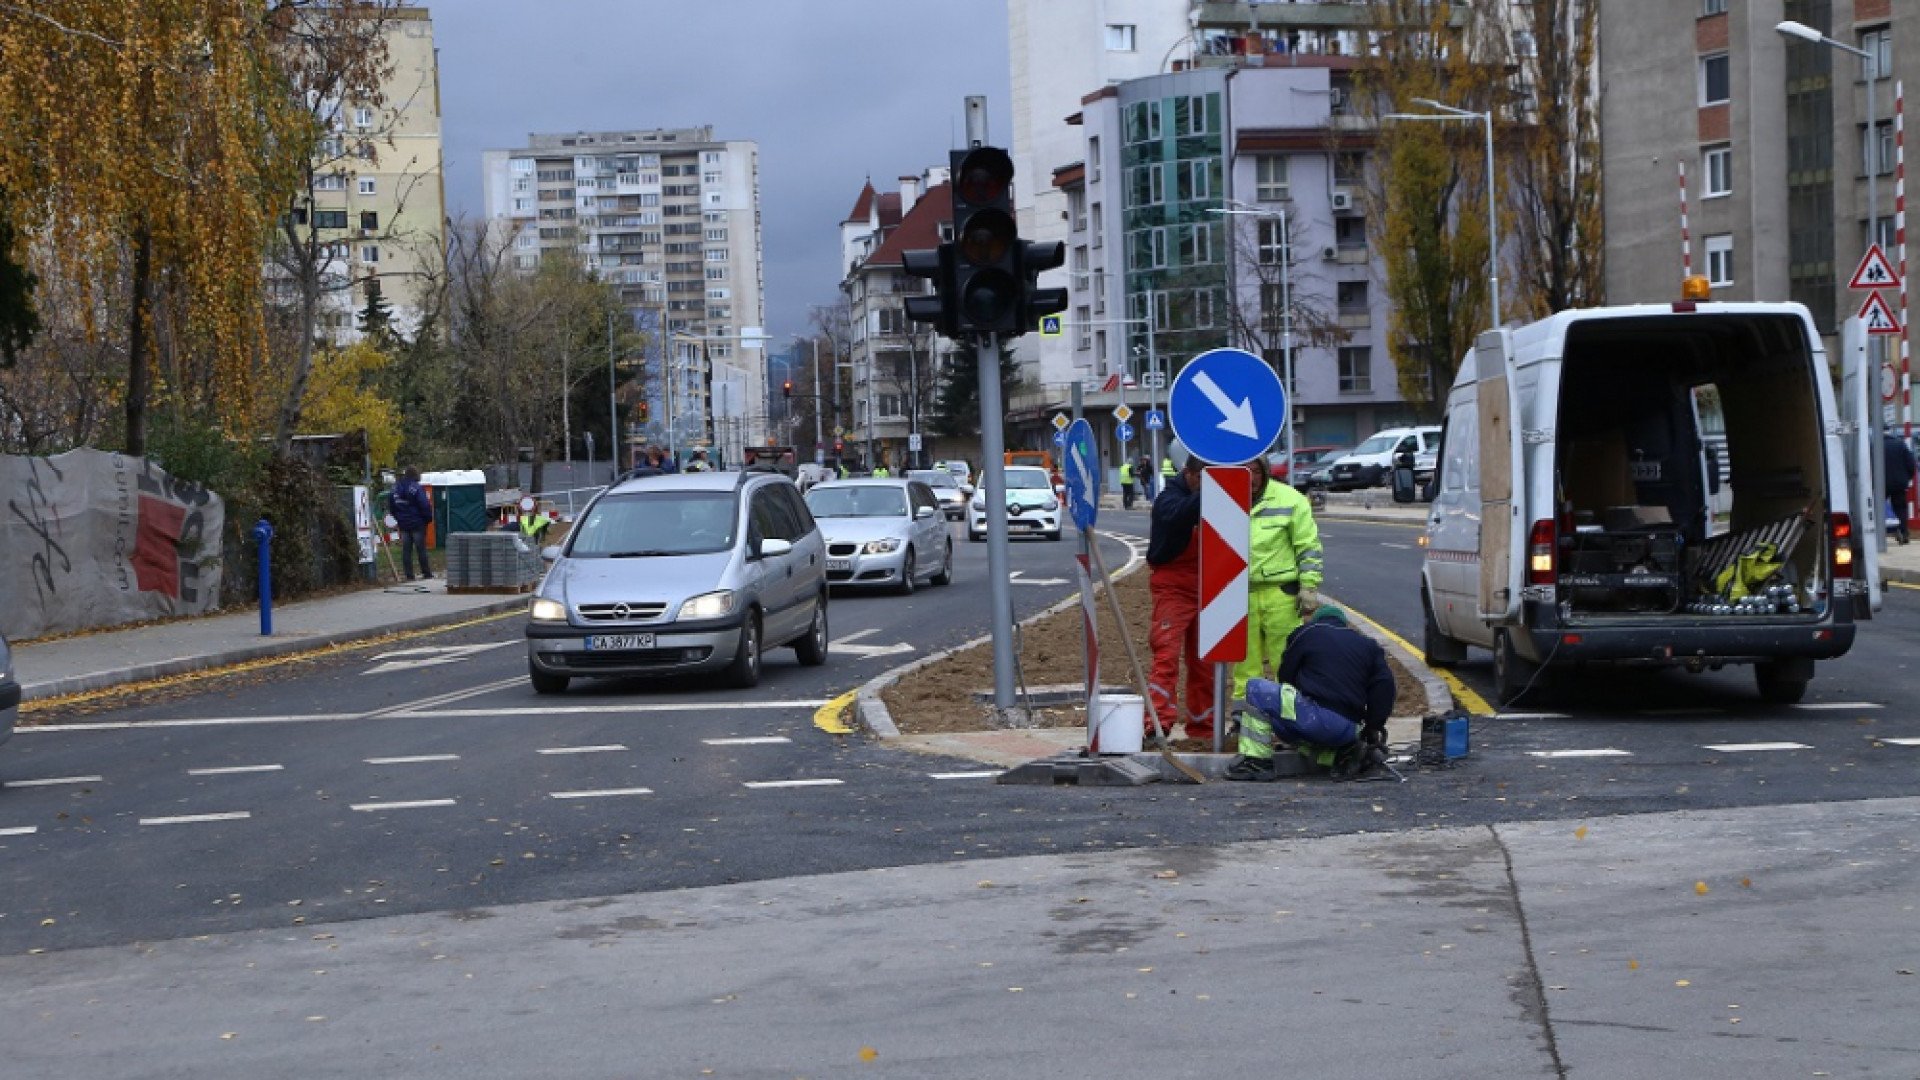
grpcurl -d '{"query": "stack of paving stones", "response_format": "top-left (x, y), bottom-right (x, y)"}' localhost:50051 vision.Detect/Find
top-left (445, 532), bottom-right (543, 593)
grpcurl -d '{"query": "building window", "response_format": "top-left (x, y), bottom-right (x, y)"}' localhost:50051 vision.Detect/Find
top-left (1705, 234), bottom-right (1734, 286)
top-left (1338, 347), bottom-right (1372, 394)
top-left (1191, 290), bottom-right (1214, 330)
top-left (1069, 190), bottom-right (1087, 233)
top-left (359, 211), bottom-right (378, 231)
top-left (1335, 216), bottom-right (1367, 250)
top-left (1129, 228), bottom-right (1167, 271)
top-left (1861, 26), bottom-right (1892, 80)
top-left (1106, 24), bottom-right (1136, 52)
top-left (510, 158), bottom-right (533, 174)
top-left (1334, 151), bottom-right (1365, 185)
top-left (1088, 136), bottom-right (1101, 181)
top-left (1701, 0), bottom-right (1725, 14)
top-left (360, 245), bottom-right (379, 263)
top-left (1172, 95), bottom-right (1212, 137)
top-left (1126, 101), bottom-right (1161, 144)
top-left (312, 209), bottom-right (347, 229)
top-left (1177, 159), bottom-right (1211, 202)
top-left (351, 106), bottom-right (374, 130)
top-left (1178, 224), bottom-right (1213, 266)
top-left (1700, 53), bottom-right (1730, 106)
top-left (1703, 144), bottom-right (1732, 197)
top-left (1511, 30), bottom-right (1537, 58)
top-left (1257, 219), bottom-right (1288, 265)
top-left (314, 172), bottom-right (345, 192)
top-left (1337, 280), bottom-right (1369, 314)
top-left (1864, 120), bottom-right (1895, 177)
top-left (1090, 203), bottom-right (1104, 248)
top-left (357, 177), bottom-right (376, 196)
top-left (706, 267), bottom-right (727, 281)
top-left (1076, 306), bottom-right (1092, 350)
top-left (706, 248), bottom-right (728, 261)
top-left (1128, 164), bottom-right (1164, 208)
top-left (1256, 155), bottom-right (1288, 201)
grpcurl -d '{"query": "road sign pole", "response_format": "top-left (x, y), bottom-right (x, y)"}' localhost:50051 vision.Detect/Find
top-left (977, 334), bottom-right (1017, 712)
top-left (1198, 466), bottom-right (1251, 754)
top-left (1147, 315), bottom-right (1162, 478)
top-left (1078, 540), bottom-right (1100, 751)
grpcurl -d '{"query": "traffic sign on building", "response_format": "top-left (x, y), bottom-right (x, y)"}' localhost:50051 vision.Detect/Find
top-left (1168, 347), bottom-right (1286, 466)
top-left (1197, 466), bottom-right (1250, 663)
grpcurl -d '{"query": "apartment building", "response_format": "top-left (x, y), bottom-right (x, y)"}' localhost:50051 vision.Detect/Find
top-left (1602, 0), bottom-right (1910, 356)
top-left (481, 126), bottom-right (766, 457)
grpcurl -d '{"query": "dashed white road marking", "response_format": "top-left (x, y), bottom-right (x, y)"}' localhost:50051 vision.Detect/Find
top-left (0, 826), bottom-right (38, 837)
top-left (1495, 713), bottom-right (1570, 721)
top-left (1876, 737), bottom-right (1920, 747)
top-left (1380, 542), bottom-right (1414, 550)
top-left (742, 779), bottom-right (844, 790)
top-left (1526, 749), bottom-right (1632, 759)
top-left (188, 764), bottom-right (284, 776)
top-left (21, 715), bottom-right (356, 733)
top-left (1793, 702), bottom-right (1884, 711)
top-left (929, 770), bottom-right (1001, 780)
top-left (1703, 741), bottom-right (1811, 753)
top-left (703, 736), bottom-right (792, 746)
top-left (140, 811), bottom-right (251, 827)
top-left (1642, 708), bottom-right (1725, 717)
top-left (351, 799), bottom-right (457, 812)
top-left (549, 787), bottom-right (654, 799)
top-left (364, 754), bottom-right (460, 765)
top-left (537, 744), bottom-right (629, 755)
top-left (3, 775), bottom-right (103, 788)
top-left (418, 701), bottom-right (828, 718)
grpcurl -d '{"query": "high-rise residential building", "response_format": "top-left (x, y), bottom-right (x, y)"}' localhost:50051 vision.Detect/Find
top-left (1602, 0), bottom-right (1909, 355)
top-left (304, 6), bottom-right (446, 344)
top-left (481, 126), bottom-right (766, 460)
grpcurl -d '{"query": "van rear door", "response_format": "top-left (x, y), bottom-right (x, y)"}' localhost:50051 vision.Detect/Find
top-left (1475, 328), bottom-right (1526, 623)
top-left (1838, 317), bottom-right (1884, 615)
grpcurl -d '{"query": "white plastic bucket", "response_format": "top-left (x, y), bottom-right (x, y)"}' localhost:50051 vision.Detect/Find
top-left (1091, 694), bottom-right (1145, 755)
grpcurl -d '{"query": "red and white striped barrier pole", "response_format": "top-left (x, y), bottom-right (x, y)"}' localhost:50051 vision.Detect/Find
top-left (1678, 160), bottom-right (1692, 283)
top-left (1077, 548), bottom-right (1103, 752)
top-left (1198, 466), bottom-right (1250, 754)
top-left (1898, 79), bottom-right (1915, 529)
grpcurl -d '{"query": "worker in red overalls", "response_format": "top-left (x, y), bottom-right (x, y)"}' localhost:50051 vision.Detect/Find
top-left (1144, 441), bottom-right (1213, 742)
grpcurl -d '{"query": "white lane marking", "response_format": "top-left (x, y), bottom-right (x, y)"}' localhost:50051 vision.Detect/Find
top-left (1793, 702), bottom-right (1884, 711)
top-left (188, 764), bottom-right (284, 776)
top-left (829, 629), bottom-right (915, 658)
top-left (25, 715), bottom-right (355, 732)
top-left (417, 701), bottom-right (827, 718)
top-left (4, 775), bottom-right (103, 788)
top-left (1380, 542), bottom-right (1413, 550)
top-left (1496, 713), bottom-right (1570, 720)
top-left (1526, 749), bottom-right (1632, 759)
top-left (364, 754), bottom-right (460, 765)
top-left (0, 826), bottom-right (38, 837)
top-left (1875, 737), bottom-right (1920, 747)
top-left (703, 736), bottom-right (792, 746)
top-left (363, 641), bottom-right (515, 675)
top-left (929, 770), bottom-right (1001, 780)
top-left (1642, 708), bottom-right (1725, 717)
top-left (742, 779), bottom-right (845, 790)
top-left (350, 799), bottom-right (457, 812)
top-left (549, 787), bottom-right (654, 799)
top-left (140, 812), bottom-right (252, 827)
top-left (1009, 571), bottom-right (1069, 586)
top-left (537, 744), bottom-right (629, 755)
top-left (1703, 741), bottom-right (1811, 753)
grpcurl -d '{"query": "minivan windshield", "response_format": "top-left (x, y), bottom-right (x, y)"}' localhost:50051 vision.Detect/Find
top-left (806, 485), bottom-right (908, 518)
top-left (567, 491), bottom-right (737, 557)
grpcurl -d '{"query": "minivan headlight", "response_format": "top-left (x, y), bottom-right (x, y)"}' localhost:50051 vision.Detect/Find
top-left (862, 538), bottom-right (902, 554)
top-left (680, 590), bottom-right (734, 619)
top-left (529, 597), bottom-right (567, 623)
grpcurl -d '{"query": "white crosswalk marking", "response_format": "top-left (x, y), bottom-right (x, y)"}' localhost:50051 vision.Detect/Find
top-left (929, 770), bottom-right (1001, 780)
top-left (548, 788), bottom-right (654, 799)
top-left (1703, 741), bottom-right (1810, 753)
top-left (703, 736), bottom-right (792, 746)
top-left (742, 779), bottom-right (844, 790)
top-left (537, 744), bottom-right (629, 755)
top-left (364, 754), bottom-right (460, 765)
top-left (1526, 749), bottom-right (1631, 759)
top-left (188, 764), bottom-right (284, 776)
top-left (350, 799), bottom-right (457, 812)
top-left (1876, 737), bottom-right (1920, 747)
top-left (0, 826), bottom-right (38, 837)
top-left (1791, 702), bottom-right (1883, 710)
top-left (4, 775), bottom-right (102, 788)
top-left (140, 812), bottom-right (251, 826)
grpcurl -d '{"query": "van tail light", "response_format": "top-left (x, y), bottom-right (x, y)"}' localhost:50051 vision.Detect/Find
top-left (1527, 518), bottom-right (1557, 586)
top-left (1830, 512), bottom-right (1854, 580)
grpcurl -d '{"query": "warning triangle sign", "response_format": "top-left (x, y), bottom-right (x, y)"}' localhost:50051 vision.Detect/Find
top-left (1858, 290), bottom-right (1903, 335)
top-left (1849, 243), bottom-right (1902, 290)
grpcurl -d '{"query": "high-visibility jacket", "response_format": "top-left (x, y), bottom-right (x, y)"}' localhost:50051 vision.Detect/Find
top-left (1247, 481), bottom-right (1324, 589)
top-left (1160, 457), bottom-right (1175, 478)
top-left (1120, 462), bottom-right (1135, 484)
top-left (872, 466), bottom-right (890, 477)
top-left (519, 513), bottom-right (551, 541)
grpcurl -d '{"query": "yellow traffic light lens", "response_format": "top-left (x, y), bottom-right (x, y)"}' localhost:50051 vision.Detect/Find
top-left (958, 209), bottom-right (1016, 265)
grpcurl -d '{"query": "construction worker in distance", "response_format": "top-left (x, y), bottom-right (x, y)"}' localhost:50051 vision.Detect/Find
top-left (1232, 455), bottom-right (1325, 706)
top-left (685, 448), bottom-right (712, 472)
top-left (871, 459), bottom-right (891, 477)
top-left (1159, 453), bottom-right (1176, 487)
top-left (1144, 440), bottom-right (1215, 743)
top-left (517, 498), bottom-right (553, 545)
top-left (1228, 605), bottom-right (1393, 781)
top-left (1119, 457), bottom-right (1137, 510)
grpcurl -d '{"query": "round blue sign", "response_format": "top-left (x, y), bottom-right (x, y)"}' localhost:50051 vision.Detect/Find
top-left (1115, 421), bottom-right (1134, 443)
top-left (1062, 418), bottom-right (1100, 531)
top-left (1167, 348), bottom-right (1285, 466)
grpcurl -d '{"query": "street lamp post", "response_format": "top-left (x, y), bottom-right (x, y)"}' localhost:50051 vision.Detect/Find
top-left (1777, 19), bottom-right (1887, 552)
top-left (1384, 98), bottom-right (1501, 329)
top-left (1209, 202), bottom-right (1294, 465)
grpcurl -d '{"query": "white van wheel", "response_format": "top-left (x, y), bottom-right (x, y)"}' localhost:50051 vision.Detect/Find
top-left (1422, 591), bottom-right (1467, 667)
top-left (1754, 658), bottom-right (1812, 705)
top-left (1494, 630), bottom-right (1545, 706)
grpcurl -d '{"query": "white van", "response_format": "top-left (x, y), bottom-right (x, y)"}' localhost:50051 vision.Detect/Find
top-left (1327, 426), bottom-right (1441, 491)
top-left (1412, 301), bottom-right (1883, 706)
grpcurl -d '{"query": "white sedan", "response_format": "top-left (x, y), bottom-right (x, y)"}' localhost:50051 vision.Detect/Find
top-left (805, 479), bottom-right (955, 594)
top-left (967, 465), bottom-right (1062, 542)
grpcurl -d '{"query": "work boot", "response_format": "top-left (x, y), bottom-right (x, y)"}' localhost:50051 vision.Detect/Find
top-left (1225, 755), bottom-right (1277, 782)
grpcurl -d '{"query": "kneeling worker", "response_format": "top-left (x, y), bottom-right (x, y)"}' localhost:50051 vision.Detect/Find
top-left (1228, 605), bottom-right (1393, 781)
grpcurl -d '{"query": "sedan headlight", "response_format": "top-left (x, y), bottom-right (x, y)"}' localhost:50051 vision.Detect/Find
top-left (680, 590), bottom-right (735, 619)
top-left (862, 538), bottom-right (903, 554)
top-left (529, 597), bottom-right (567, 623)
top-left (1043, 498), bottom-right (1059, 512)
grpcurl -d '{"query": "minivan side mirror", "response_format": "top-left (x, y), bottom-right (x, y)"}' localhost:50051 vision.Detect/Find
top-left (757, 537), bottom-right (793, 558)
top-left (541, 545), bottom-right (563, 562)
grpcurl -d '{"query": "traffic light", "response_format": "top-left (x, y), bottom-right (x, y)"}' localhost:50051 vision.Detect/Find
top-left (901, 245), bottom-right (958, 338)
top-left (782, 380), bottom-right (792, 399)
top-left (948, 146), bottom-right (1023, 336)
top-left (1019, 240), bottom-right (1069, 332)
top-left (637, 400), bottom-right (650, 424)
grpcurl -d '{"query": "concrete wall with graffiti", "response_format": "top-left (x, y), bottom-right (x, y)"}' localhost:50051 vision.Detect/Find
top-left (2, 449), bottom-right (225, 640)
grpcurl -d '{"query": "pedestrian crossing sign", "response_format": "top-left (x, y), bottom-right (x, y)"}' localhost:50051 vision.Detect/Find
top-left (1040, 315), bottom-right (1064, 337)
top-left (1858, 290), bottom-right (1903, 336)
top-left (1849, 244), bottom-right (1902, 290)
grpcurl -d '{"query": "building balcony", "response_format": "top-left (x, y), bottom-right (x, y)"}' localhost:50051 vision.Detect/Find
top-left (1337, 311), bottom-right (1371, 330)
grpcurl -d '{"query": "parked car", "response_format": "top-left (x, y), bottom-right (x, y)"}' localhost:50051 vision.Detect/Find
top-left (1265, 444), bottom-right (1344, 484)
top-left (967, 465), bottom-right (1062, 542)
top-left (0, 633), bottom-right (18, 752)
top-left (524, 471), bottom-right (829, 693)
top-left (1327, 426), bottom-right (1442, 491)
top-left (906, 469), bottom-right (968, 520)
top-left (794, 462), bottom-right (832, 491)
top-left (805, 478), bottom-right (954, 593)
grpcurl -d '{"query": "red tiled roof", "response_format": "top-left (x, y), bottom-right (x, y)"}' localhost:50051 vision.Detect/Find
top-left (862, 182), bottom-right (952, 271)
top-left (842, 181), bottom-right (876, 225)
top-left (876, 192), bottom-right (902, 229)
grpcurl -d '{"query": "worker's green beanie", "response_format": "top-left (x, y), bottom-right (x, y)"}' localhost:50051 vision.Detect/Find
top-left (1312, 604), bottom-right (1347, 626)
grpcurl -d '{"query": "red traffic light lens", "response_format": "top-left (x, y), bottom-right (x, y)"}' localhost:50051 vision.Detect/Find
top-left (958, 208), bottom-right (1016, 265)
top-left (955, 147), bottom-right (1014, 206)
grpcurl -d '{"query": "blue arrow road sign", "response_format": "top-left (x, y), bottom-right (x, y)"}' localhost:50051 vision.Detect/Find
top-left (1167, 348), bottom-right (1285, 466)
top-left (1063, 418), bottom-right (1100, 531)
top-left (1115, 421), bottom-right (1134, 443)
top-left (1052, 430), bottom-right (1067, 448)
top-left (1144, 409), bottom-right (1165, 431)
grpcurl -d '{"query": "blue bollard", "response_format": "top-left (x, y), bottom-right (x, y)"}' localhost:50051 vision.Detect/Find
top-left (251, 518), bottom-right (275, 636)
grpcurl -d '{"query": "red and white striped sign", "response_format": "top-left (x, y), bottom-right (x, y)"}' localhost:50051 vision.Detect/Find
top-left (1198, 466), bottom-right (1250, 663)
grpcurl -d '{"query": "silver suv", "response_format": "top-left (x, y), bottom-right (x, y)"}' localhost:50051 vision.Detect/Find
top-left (524, 471), bottom-right (829, 692)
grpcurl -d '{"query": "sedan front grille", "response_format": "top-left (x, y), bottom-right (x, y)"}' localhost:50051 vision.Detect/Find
top-left (576, 602), bottom-right (669, 623)
top-left (827, 543), bottom-right (859, 557)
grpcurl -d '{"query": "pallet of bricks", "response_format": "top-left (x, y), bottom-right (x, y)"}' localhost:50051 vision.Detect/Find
top-left (446, 531), bottom-right (544, 594)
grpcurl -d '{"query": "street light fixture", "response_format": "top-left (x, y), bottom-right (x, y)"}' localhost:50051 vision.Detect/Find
top-left (1383, 97), bottom-right (1501, 328)
top-left (1209, 201), bottom-right (1295, 465)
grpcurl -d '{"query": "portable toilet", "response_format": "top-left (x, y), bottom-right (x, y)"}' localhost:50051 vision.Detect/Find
top-left (420, 469), bottom-right (489, 547)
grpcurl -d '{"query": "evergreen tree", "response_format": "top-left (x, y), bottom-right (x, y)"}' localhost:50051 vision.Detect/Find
top-left (932, 343), bottom-right (1021, 438)
top-left (358, 277), bottom-right (396, 344)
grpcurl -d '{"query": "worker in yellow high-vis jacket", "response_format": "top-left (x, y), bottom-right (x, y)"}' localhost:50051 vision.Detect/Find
top-left (1232, 458), bottom-right (1324, 704)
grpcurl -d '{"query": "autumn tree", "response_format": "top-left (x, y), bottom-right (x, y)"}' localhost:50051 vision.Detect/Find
top-left (298, 338), bottom-right (402, 467)
top-left (1506, 0), bottom-right (1604, 317)
top-left (1218, 210), bottom-right (1349, 400)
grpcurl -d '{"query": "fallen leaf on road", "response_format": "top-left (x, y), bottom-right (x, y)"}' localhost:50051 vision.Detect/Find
top-left (1694, 882), bottom-right (1709, 895)
top-left (1154, 870), bottom-right (1178, 879)
top-left (1628, 960), bottom-right (1639, 970)
top-left (1675, 980), bottom-right (1691, 987)
top-left (1575, 827), bottom-right (1588, 840)
top-left (859, 1047), bottom-right (879, 1062)
top-left (39, 918), bottom-right (54, 926)
top-left (1740, 878), bottom-right (1752, 888)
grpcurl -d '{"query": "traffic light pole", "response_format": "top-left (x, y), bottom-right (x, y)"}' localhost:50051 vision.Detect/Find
top-left (976, 333), bottom-right (1018, 712)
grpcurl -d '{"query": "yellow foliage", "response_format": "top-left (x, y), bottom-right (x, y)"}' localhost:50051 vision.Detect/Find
top-left (298, 340), bottom-right (402, 467)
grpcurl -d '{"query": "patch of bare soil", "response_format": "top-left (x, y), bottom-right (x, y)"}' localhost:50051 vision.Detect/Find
top-left (881, 563), bottom-right (1432, 734)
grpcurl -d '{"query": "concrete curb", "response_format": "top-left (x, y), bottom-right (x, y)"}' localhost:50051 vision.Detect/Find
top-left (1330, 592), bottom-right (1452, 718)
top-left (852, 541), bottom-right (1147, 739)
top-left (19, 598), bottom-right (530, 702)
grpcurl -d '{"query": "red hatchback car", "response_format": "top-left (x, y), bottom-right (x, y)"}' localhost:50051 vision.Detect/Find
top-left (1265, 445), bottom-right (1344, 485)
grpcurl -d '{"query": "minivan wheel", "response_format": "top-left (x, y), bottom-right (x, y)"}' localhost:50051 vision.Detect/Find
top-left (930, 541), bottom-right (953, 586)
top-left (726, 612), bottom-right (762, 688)
top-left (1423, 591), bottom-right (1467, 667)
top-left (1494, 630), bottom-right (1545, 707)
top-left (1754, 658), bottom-right (1812, 705)
top-left (794, 597), bottom-right (828, 666)
top-left (529, 663), bottom-right (569, 695)
top-left (897, 550), bottom-right (917, 595)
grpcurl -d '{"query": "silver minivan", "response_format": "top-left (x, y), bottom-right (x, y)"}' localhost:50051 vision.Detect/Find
top-left (0, 634), bottom-right (18, 750)
top-left (524, 471), bottom-right (829, 693)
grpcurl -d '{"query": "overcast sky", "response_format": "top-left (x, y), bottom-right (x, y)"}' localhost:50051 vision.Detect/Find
top-left (434, 1), bottom-right (1013, 345)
